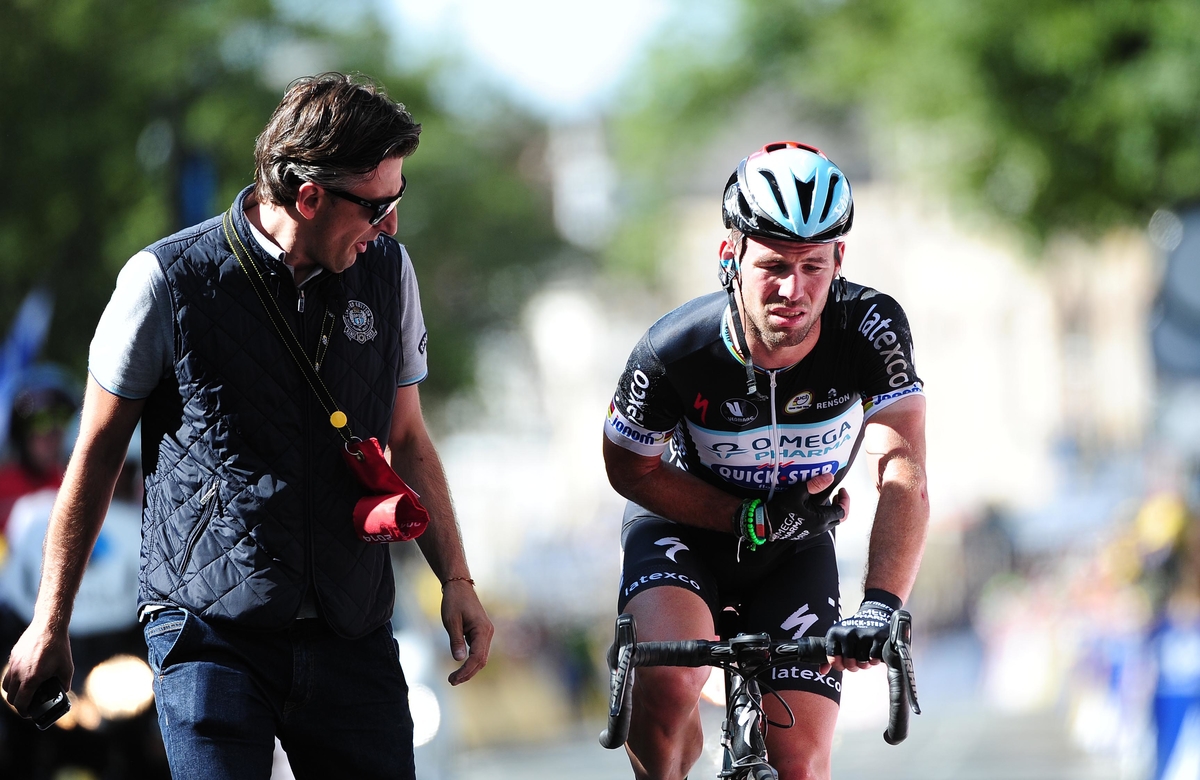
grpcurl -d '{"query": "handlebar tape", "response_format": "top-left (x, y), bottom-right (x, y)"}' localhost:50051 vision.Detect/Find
top-left (630, 640), bottom-right (715, 667)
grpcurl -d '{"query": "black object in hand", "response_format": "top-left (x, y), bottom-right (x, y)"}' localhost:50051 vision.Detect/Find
top-left (30, 677), bottom-right (70, 730)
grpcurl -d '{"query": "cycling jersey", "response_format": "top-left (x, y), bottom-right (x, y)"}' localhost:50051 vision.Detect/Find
top-left (604, 281), bottom-right (922, 502)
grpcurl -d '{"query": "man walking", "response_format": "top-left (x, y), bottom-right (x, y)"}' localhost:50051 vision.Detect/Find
top-left (3, 72), bottom-right (492, 779)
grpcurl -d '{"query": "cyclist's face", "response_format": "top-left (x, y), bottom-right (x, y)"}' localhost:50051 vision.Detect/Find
top-left (727, 237), bottom-right (842, 361)
top-left (302, 156), bottom-right (404, 273)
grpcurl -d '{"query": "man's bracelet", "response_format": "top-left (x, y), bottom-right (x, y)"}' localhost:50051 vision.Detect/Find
top-left (441, 576), bottom-right (476, 591)
top-left (734, 499), bottom-right (767, 550)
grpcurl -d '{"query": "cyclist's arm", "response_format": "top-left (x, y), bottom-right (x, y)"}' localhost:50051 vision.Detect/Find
top-left (388, 383), bottom-right (492, 685)
top-left (860, 394), bottom-right (929, 602)
top-left (3, 377), bottom-right (143, 714)
top-left (603, 436), bottom-right (742, 533)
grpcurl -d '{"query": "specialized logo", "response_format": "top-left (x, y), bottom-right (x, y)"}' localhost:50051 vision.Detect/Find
top-left (655, 536), bottom-right (689, 562)
top-left (693, 393), bottom-right (710, 425)
top-left (781, 603), bottom-right (819, 640)
top-left (721, 398), bottom-right (759, 425)
top-left (343, 300), bottom-right (378, 344)
top-left (858, 302), bottom-right (911, 388)
top-left (738, 702), bottom-right (757, 748)
top-left (785, 391), bottom-right (813, 414)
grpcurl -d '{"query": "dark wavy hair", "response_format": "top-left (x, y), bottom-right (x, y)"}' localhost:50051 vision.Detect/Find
top-left (254, 72), bottom-right (421, 206)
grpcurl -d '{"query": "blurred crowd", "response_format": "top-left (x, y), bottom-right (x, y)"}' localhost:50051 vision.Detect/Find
top-left (922, 468), bottom-right (1200, 780)
top-left (0, 363), bottom-right (166, 778)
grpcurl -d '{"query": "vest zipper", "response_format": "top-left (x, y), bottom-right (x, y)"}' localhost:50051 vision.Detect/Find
top-left (181, 477), bottom-right (221, 572)
top-left (298, 289), bottom-right (306, 313)
top-left (767, 370), bottom-right (780, 502)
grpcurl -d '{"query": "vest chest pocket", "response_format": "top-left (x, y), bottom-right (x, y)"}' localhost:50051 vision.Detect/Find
top-left (180, 477), bottom-right (222, 573)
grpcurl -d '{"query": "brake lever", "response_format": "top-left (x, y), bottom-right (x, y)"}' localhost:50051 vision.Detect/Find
top-left (886, 609), bottom-right (921, 715)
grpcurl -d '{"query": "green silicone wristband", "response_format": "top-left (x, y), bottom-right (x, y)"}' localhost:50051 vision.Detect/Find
top-left (743, 499), bottom-right (766, 549)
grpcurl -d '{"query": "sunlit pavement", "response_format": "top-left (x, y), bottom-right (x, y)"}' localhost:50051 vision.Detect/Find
top-left (451, 703), bottom-right (1123, 780)
top-left (452, 632), bottom-right (1127, 780)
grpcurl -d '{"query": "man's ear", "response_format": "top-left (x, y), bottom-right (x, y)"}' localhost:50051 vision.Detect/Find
top-left (718, 239), bottom-right (738, 289)
top-left (834, 240), bottom-right (846, 270)
top-left (295, 181), bottom-right (323, 220)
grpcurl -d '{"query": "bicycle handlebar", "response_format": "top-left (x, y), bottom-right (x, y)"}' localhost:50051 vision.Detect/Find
top-left (599, 610), bottom-right (921, 750)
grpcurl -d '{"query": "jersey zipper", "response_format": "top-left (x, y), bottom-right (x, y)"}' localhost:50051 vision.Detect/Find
top-left (298, 289), bottom-right (306, 313)
top-left (767, 369), bottom-right (780, 501)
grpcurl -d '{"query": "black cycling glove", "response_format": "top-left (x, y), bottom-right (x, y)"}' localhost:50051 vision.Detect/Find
top-left (825, 589), bottom-right (901, 663)
top-left (733, 487), bottom-right (844, 550)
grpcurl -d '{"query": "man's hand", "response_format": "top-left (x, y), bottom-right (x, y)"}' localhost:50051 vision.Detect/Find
top-left (2, 620), bottom-right (73, 718)
top-left (440, 580), bottom-right (494, 686)
top-left (735, 472), bottom-right (849, 547)
top-left (824, 594), bottom-right (898, 672)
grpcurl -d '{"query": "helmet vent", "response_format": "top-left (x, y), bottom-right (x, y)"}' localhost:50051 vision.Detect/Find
top-left (761, 169), bottom-right (788, 219)
top-left (794, 175), bottom-right (815, 222)
top-left (737, 191), bottom-right (754, 220)
top-left (819, 173), bottom-right (840, 222)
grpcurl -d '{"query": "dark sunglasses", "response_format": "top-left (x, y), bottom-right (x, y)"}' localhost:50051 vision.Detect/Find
top-left (323, 174), bottom-right (407, 226)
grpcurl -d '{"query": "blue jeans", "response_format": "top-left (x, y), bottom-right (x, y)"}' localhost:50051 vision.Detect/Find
top-left (143, 608), bottom-right (415, 780)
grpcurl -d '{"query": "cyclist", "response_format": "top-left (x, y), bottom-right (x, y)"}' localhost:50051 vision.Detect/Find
top-left (603, 142), bottom-right (929, 780)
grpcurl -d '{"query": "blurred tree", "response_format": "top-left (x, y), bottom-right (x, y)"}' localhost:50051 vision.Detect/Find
top-left (616, 0), bottom-right (1200, 248)
top-left (0, 0), bottom-right (562, 402)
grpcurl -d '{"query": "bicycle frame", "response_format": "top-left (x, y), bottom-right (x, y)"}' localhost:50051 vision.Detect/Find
top-left (719, 634), bottom-right (790, 780)
top-left (599, 610), bottom-right (921, 779)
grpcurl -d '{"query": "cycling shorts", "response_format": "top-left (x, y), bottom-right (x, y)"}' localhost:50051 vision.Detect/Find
top-left (617, 511), bottom-right (843, 703)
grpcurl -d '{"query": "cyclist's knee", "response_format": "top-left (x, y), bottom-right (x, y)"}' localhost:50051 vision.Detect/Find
top-left (772, 754), bottom-right (831, 780)
top-left (633, 665), bottom-right (709, 718)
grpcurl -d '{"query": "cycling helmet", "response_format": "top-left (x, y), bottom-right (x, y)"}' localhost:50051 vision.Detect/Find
top-left (722, 141), bottom-right (854, 244)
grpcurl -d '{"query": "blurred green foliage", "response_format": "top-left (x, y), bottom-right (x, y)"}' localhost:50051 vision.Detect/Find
top-left (617, 0), bottom-right (1200, 247)
top-left (0, 0), bottom-right (562, 402)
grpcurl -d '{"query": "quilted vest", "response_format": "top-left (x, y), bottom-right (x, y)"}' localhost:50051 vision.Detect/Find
top-left (138, 186), bottom-right (406, 638)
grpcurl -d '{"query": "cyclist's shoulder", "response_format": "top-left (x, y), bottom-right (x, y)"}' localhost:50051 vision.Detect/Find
top-left (645, 291), bottom-right (726, 363)
top-left (840, 280), bottom-right (910, 319)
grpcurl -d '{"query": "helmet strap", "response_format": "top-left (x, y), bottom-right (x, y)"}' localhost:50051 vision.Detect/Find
top-left (833, 274), bottom-right (849, 329)
top-left (832, 243), bottom-right (848, 329)
top-left (721, 232), bottom-right (764, 399)
top-left (727, 286), bottom-right (764, 400)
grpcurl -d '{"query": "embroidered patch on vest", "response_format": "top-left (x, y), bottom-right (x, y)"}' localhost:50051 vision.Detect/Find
top-left (343, 300), bottom-right (378, 344)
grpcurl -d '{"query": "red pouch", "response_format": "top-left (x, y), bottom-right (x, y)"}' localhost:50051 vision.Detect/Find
top-left (341, 437), bottom-right (430, 543)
